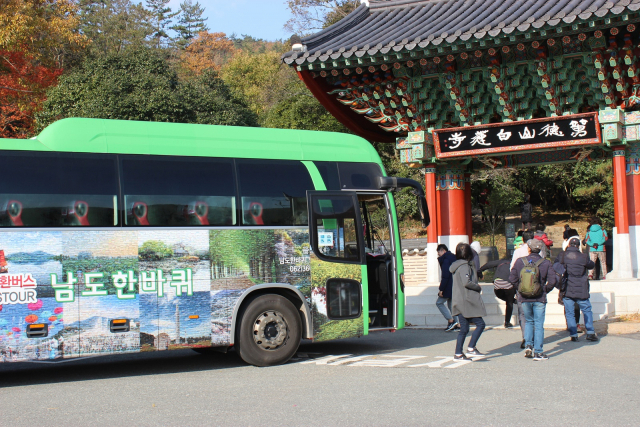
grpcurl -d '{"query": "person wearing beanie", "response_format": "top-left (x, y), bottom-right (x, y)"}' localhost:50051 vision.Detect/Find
top-left (555, 236), bottom-right (598, 342)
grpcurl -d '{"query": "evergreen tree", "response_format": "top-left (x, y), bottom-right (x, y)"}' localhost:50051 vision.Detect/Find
top-left (171, 0), bottom-right (209, 49)
top-left (36, 46), bottom-right (258, 129)
top-left (78, 0), bottom-right (154, 54)
top-left (145, 0), bottom-right (178, 48)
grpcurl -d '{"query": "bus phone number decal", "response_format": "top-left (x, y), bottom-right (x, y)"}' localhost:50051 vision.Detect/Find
top-left (279, 256), bottom-right (311, 273)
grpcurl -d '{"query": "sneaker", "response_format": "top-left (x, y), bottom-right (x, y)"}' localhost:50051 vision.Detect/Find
top-left (586, 334), bottom-right (599, 342)
top-left (520, 339), bottom-right (526, 349)
top-left (467, 347), bottom-right (484, 356)
top-left (453, 354), bottom-right (470, 361)
top-left (504, 322), bottom-right (513, 328)
top-left (453, 324), bottom-right (460, 330)
top-left (570, 336), bottom-right (579, 342)
top-left (444, 322), bottom-right (458, 332)
top-left (533, 353), bottom-right (549, 361)
top-left (524, 345), bottom-right (533, 358)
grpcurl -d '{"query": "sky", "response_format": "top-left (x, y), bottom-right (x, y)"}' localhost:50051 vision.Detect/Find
top-left (167, 0), bottom-right (293, 42)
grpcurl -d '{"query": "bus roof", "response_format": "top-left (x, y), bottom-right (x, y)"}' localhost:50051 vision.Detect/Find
top-left (0, 118), bottom-right (383, 165)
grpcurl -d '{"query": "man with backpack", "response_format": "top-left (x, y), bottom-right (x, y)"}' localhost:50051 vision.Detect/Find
top-left (555, 236), bottom-right (598, 342)
top-left (584, 217), bottom-right (607, 280)
top-left (509, 239), bottom-right (557, 361)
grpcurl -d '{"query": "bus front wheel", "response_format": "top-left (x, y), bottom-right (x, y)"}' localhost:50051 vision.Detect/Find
top-left (236, 294), bottom-right (301, 367)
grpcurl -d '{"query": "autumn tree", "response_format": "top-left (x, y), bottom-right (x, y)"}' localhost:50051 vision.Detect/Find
top-left (221, 51), bottom-right (290, 119)
top-left (146, 0), bottom-right (178, 48)
top-left (180, 32), bottom-right (236, 76)
top-left (0, 51), bottom-right (62, 138)
top-left (0, 0), bottom-right (88, 67)
top-left (0, 0), bottom-right (84, 138)
top-left (172, 0), bottom-right (209, 49)
top-left (36, 46), bottom-right (257, 129)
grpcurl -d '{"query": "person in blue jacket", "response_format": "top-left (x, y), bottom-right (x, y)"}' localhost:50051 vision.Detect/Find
top-left (584, 217), bottom-right (607, 280)
top-left (437, 244), bottom-right (459, 332)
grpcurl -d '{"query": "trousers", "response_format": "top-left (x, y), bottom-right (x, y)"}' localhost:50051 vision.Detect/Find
top-left (455, 316), bottom-right (485, 355)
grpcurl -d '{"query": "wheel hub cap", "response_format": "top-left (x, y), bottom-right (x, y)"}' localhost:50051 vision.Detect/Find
top-left (253, 310), bottom-right (288, 350)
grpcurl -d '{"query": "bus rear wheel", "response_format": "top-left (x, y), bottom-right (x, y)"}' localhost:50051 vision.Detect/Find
top-left (236, 294), bottom-right (301, 367)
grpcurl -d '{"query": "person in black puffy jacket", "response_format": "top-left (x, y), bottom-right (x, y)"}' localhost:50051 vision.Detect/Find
top-left (555, 237), bottom-right (597, 342)
top-left (480, 258), bottom-right (516, 328)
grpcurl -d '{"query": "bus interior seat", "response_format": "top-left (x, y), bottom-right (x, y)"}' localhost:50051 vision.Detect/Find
top-left (130, 201), bottom-right (149, 225)
top-left (5, 199), bottom-right (24, 226)
top-left (187, 201), bottom-right (210, 225)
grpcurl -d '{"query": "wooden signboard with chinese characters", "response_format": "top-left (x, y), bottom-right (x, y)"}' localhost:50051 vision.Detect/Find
top-left (432, 113), bottom-right (600, 159)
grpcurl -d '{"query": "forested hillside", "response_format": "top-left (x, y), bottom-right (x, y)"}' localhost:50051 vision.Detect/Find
top-left (0, 0), bottom-right (613, 231)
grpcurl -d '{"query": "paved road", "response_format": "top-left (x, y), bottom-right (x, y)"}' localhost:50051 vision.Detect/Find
top-left (1, 328), bottom-right (639, 426)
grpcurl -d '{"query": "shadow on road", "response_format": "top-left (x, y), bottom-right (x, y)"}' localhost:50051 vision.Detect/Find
top-left (0, 349), bottom-right (246, 388)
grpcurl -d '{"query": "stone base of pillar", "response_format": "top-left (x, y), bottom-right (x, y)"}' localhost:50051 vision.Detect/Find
top-left (610, 227), bottom-right (634, 279)
top-left (438, 235), bottom-right (469, 254)
top-left (630, 225), bottom-right (640, 278)
top-left (426, 242), bottom-right (440, 284)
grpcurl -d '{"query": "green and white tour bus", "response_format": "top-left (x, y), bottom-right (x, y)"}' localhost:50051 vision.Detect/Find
top-left (0, 118), bottom-right (428, 366)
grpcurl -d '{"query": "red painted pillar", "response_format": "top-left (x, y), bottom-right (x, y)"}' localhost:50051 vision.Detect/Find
top-left (436, 165), bottom-right (469, 251)
top-left (425, 165), bottom-right (438, 245)
top-left (425, 165), bottom-right (440, 283)
top-left (612, 146), bottom-right (633, 278)
top-left (626, 145), bottom-right (640, 227)
top-left (465, 172), bottom-right (473, 243)
top-left (625, 143), bottom-right (640, 278)
top-left (613, 147), bottom-right (629, 234)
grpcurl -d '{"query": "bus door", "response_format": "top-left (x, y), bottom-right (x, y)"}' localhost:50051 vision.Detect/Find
top-left (307, 191), bottom-right (366, 341)
top-left (359, 192), bottom-right (397, 330)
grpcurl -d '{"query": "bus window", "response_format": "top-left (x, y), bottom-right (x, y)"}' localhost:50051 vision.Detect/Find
top-left (308, 191), bottom-right (363, 263)
top-left (312, 161), bottom-right (341, 190)
top-left (121, 156), bottom-right (236, 226)
top-left (314, 161), bottom-right (383, 191)
top-left (0, 152), bottom-right (118, 227)
top-left (337, 162), bottom-right (383, 190)
top-left (236, 160), bottom-right (314, 226)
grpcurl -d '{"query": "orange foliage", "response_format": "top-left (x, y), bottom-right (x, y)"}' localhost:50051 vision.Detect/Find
top-left (181, 31), bottom-right (236, 76)
top-left (0, 0), bottom-right (88, 67)
top-left (0, 50), bottom-right (62, 138)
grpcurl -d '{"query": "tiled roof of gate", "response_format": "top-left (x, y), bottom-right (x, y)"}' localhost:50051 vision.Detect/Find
top-left (283, 0), bottom-right (640, 66)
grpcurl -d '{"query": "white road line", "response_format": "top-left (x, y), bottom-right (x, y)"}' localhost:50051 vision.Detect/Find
top-left (349, 355), bottom-right (424, 367)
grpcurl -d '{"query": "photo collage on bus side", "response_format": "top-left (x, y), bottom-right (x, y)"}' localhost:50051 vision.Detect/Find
top-left (0, 229), bottom-right (312, 362)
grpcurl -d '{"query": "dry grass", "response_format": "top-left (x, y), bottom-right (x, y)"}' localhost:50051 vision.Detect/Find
top-left (619, 313), bottom-right (640, 322)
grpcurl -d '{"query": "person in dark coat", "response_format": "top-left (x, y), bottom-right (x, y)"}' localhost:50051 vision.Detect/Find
top-left (509, 239), bottom-right (557, 361)
top-left (521, 194), bottom-right (533, 230)
top-left (480, 258), bottom-right (516, 328)
top-left (555, 237), bottom-right (597, 342)
top-left (437, 244), bottom-right (459, 332)
top-left (451, 243), bottom-right (487, 360)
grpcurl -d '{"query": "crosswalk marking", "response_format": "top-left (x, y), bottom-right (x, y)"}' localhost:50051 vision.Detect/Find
top-left (298, 354), bottom-right (483, 369)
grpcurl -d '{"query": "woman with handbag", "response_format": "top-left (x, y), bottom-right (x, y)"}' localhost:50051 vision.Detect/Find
top-left (451, 242), bottom-right (488, 360)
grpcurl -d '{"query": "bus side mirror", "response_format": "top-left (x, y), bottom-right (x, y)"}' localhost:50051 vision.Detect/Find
top-left (418, 195), bottom-right (429, 228)
top-left (378, 177), bottom-right (429, 228)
